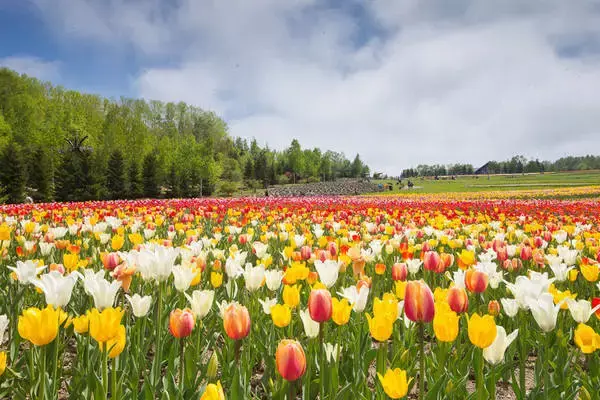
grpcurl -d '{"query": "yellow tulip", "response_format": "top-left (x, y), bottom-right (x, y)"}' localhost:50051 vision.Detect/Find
top-left (433, 308), bottom-right (459, 342)
top-left (88, 307), bottom-right (124, 345)
top-left (18, 305), bottom-right (60, 346)
top-left (211, 272), bottom-right (223, 288)
top-left (366, 313), bottom-right (394, 342)
top-left (129, 233), bottom-right (143, 246)
top-left (271, 304), bottom-right (291, 328)
top-left (103, 324), bottom-right (126, 358)
top-left (0, 351), bottom-right (6, 377)
top-left (395, 281), bottom-right (407, 300)
top-left (574, 323), bottom-right (600, 354)
top-left (0, 224), bottom-right (10, 241)
top-left (467, 313), bottom-right (497, 348)
top-left (63, 253), bottom-right (80, 272)
top-left (200, 381), bottom-right (225, 400)
top-left (377, 368), bottom-right (410, 399)
top-left (111, 235), bottom-right (125, 251)
top-left (72, 315), bottom-right (89, 334)
top-left (373, 293), bottom-right (398, 321)
top-left (332, 298), bottom-right (352, 326)
top-left (581, 264), bottom-right (599, 282)
top-left (569, 269), bottom-right (579, 282)
top-left (283, 285), bottom-right (300, 308)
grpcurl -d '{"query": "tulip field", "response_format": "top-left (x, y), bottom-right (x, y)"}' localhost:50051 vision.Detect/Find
top-left (1, 194), bottom-right (600, 399)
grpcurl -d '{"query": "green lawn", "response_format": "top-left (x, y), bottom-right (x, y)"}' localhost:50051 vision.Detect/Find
top-left (372, 170), bottom-right (600, 194)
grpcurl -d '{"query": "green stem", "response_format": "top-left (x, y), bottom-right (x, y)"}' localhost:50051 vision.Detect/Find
top-left (543, 333), bottom-right (550, 400)
top-left (476, 349), bottom-right (485, 400)
top-left (289, 379), bottom-right (296, 400)
top-left (419, 322), bottom-right (425, 400)
top-left (519, 315), bottom-right (526, 398)
top-left (112, 357), bottom-right (118, 400)
top-left (154, 282), bottom-right (163, 388)
top-left (179, 339), bottom-right (185, 394)
top-left (319, 323), bottom-right (325, 400)
top-left (51, 327), bottom-right (60, 399)
top-left (102, 350), bottom-right (108, 400)
top-left (38, 346), bottom-right (46, 400)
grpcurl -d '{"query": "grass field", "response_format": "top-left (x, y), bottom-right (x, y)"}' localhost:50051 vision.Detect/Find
top-left (372, 170), bottom-right (600, 194)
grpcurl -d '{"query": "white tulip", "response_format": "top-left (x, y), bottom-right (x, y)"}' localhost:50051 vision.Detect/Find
top-left (185, 290), bottom-right (214, 319)
top-left (505, 272), bottom-right (554, 310)
top-left (172, 264), bottom-right (195, 292)
top-left (526, 293), bottom-right (563, 332)
top-left (406, 259), bottom-right (423, 275)
top-left (8, 260), bottom-right (46, 284)
top-left (548, 262), bottom-right (573, 282)
top-left (243, 263), bottom-right (265, 292)
top-left (483, 326), bottom-right (518, 365)
top-left (31, 271), bottom-right (79, 308)
top-left (451, 269), bottom-right (466, 290)
top-left (324, 343), bottom-right (341, 363)
top-left (86, 275), bottom-right (122, 310)
top-left (39, 242), bottom-right (55, 256)
top-left (314, 260), bottom-right (341, 288)
top-left (136, 245), bottom-right (180, 282)
top-left (294, 234), bottom-right (306, 248)
top-left (0, 315), bottom-right (8, 345)
top-left (126, 294), bottom-right (153, 317)
top-left (225, 258), bottom-right (244, 279)
top-left (300, 308), bottom-right (320, 338)
top-left (264, 270), bottom-right (284, 291)
top-left (82, 269), bottom-right (105, 295)
top-left (339, 285), bottom-right (369, 312)
top-left (258, 297), bottom-right (277, 314)
top-left (566, 299), bottom-right (600, 324)
top-left (252, 242), bottom-right (269, 259)
top-left (500, 298), bottom-right (519, 317)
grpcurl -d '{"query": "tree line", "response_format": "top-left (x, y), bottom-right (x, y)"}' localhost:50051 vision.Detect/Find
top-left (0, 68), bottom-right (370, 203)
top-left (400, 155), bottom-right (600, 178)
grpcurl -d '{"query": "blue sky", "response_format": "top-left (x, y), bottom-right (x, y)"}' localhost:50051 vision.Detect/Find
top-left (1, 0), bottom-right (600, 174)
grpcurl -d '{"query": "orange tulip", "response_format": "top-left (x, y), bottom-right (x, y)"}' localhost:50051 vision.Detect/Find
top-left (465, 269), bottom-right (488, 293)
top-left (169, 308), bottom-right (195, 339)
top-left (375, 263), bottom-right (386, 275)
top-left (101, 252), bottom-right (121, 271)
top-left (223, 303), bottom-right (251, 340)
top-left (308, 289), bottom-right (332, 323)
top-left (391, 263), bottom-right (407, 281)
top-left (488, 300), bottom-right (500, 317)
top-left (276, 339), bottom-right (306, 382)
top-left (447, 286), bottom-right (469, 314)
top-left (404, 280), bottom-right (435, 323)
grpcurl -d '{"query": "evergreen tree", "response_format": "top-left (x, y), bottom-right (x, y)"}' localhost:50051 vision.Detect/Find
top-left (166, 163), bottom-right (180, 198)
top-left (142, 153), bottom-right (160, 198)
top-left (0, 142), bottom-right (26, 203)
top-left (127, 161), bottom-right (143, 199)
top-left (106, 150), bottom-right (126, 199)
top-left (29, 148), bottom-right (53, 202)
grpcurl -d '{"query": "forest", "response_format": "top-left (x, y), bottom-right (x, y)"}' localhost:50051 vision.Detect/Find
top-left (400, 155), bottom-right (600, 178)
top-left (0, 68), bottom-right (369, 203)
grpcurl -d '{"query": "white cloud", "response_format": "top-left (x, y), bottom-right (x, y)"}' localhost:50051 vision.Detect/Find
top-left (0, 56), bottom-right (61, 81)
top-left (28, 0), bottom-right (600, 173)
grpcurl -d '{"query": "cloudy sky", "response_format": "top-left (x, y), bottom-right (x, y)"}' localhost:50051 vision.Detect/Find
top-left (1, 0), bottom-right (600, 174)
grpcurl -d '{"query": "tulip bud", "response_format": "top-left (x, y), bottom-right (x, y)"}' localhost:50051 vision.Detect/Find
top-left (488, 300), bottom-right (501, 317)
top-left (520, 246), bottom-right (532, 261)
top-left (465, 269), bottom-right (489, 293)
top-left (206, 351), bottom-right (219, 381)
top-left (276, 339), bottom-right (307, 382)
top-left (223, 303), bottom-right (251, 340)
top-left (169, 308), bottom-right (195, 339)
top-left (308, 289), bottom-right (332, 323)
top-left (447, 287), bottom-right (469, 314)
top-left (404, 280), bottom-right (435, 323)
top-left (300, 245), bottom-right (312, 260)
top-left (101, 252), bottom-right (121, 271)
top-left (391, 263), bottom-right (408, 281)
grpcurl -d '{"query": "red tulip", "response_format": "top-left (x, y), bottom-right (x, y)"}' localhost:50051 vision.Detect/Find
top-left (520, 246), bottom-right (532, 261)
top-left (423, 251), bottom-right (441, 272)
top-left (300, 245), bottom-right (312, 260)
top-left (276, 339), bottom-right (306, 382)
top-left (592, 298), bottom-right (600, 319)
top-left (447, 287), bottom-right (469, 313)
top-left (465, 269), bottom-right (488, 293)
top-left (169, 308), bottom-right (195, 338)
top-left (404, 280), bottom-right (435, 323)
top-left (308, 289), bottom-right (332, 323)
top-left (391, 263), bottom-right (408, 281)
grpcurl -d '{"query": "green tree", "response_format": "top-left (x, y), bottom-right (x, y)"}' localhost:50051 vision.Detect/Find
top-left (106, 150), bottom-right (126, 199)
top-left (142, 153), bottom-right (160, 198)
top-left (166, 163), bottom-right (181, 198)
top-left (128, 161), bottom-right (143, 199)
top-left (0, 142), bottom-right (25, 203)
top-left (28, 148), bottom-right (53, 202)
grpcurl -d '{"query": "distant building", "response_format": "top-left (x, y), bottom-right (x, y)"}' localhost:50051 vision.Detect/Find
top-left (475, 162), bottom-right (490, 175)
